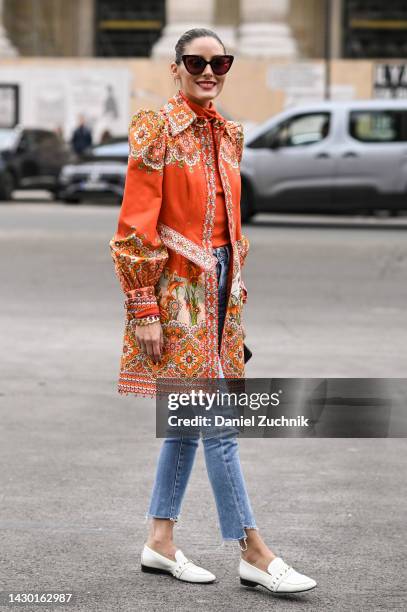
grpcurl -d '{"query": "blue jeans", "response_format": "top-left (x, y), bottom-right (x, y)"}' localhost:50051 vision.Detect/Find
top-left (146, 244), bottom-right (257, 542)
top-left (215, 244), bottom-right (230, 355)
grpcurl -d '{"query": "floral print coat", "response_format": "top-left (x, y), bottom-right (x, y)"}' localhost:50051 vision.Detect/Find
top-left (109, 90), bottom-right (250, 397)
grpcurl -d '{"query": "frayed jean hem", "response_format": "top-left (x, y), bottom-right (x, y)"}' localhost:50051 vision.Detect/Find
top-left (219, 525), bottom-right (259, 550)
top-left (144, 512), bottom-right (180, 524)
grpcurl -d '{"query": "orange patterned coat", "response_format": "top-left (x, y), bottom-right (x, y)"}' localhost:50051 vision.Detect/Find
top-left (109, 90), bottom-right (250, 397)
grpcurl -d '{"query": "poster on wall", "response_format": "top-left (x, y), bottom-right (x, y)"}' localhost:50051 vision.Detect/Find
top-left (268, 63), bottom-right (325, 106)
top-left (374, 63), bottom-right (407, 99)
top-left (0, 67), bottom-right (131, 143)
top-left (267, 63), bottom-right (354, 108)
top-left (0, 84), bottom-right (19, 128)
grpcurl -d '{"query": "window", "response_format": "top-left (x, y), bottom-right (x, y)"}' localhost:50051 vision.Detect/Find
top-left (36, 131), bottom-right (58, 146)
top-left (20, 130), bottom-right (58, 152)
top-left (92, 141), bottom-right (129, 157)
top-left (95, 0), bottom-right (165, 57)
top-left (250, 113), bottom-right (331, 149)
top-left (23, 131), bottom-right (44, 148)
top-left (349, 110), bottom-right (407, 142)
top-left (343, 0), bottom-right (407, 59)
top-left (19, 132), bottom-right (35, 151)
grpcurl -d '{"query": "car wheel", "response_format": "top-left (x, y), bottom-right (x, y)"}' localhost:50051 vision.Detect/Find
top-left (0, 170), bottom-right (15, 201)
top-left (241, 179), bottom-right (255, 224)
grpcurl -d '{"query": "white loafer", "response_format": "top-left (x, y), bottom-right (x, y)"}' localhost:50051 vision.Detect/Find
top-left (240, 556), bottom-right (316, 594)
top-left (141, 545), bottom-right (216, 583)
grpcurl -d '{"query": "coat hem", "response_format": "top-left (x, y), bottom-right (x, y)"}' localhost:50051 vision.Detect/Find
top-left (118, 386), bottom-right (157, 399)
top-left (118, 376), bottom-right (157, 398)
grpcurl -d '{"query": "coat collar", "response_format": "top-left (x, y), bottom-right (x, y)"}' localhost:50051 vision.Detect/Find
top-left (161, 90), bottom-right (239, 138)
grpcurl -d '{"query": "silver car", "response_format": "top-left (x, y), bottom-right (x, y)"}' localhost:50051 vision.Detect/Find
top-left (241, 99), bottom-right (407, 222)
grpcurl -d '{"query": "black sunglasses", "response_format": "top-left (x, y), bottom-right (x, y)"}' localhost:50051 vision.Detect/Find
top-left (181, 55), bottom-right (234, 76)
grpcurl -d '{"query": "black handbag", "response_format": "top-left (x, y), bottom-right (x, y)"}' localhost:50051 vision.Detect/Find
top-left (243, 342), bottom-right (252, 363)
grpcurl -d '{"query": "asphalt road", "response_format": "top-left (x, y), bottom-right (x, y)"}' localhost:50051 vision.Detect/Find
top-left (0, 197), bottom-right (406, 611)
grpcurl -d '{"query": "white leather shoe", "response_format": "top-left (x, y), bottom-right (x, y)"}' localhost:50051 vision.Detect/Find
top-left (141, 545), bottom-right (216, 583)
top-left (240, 556), bottom-right (316, 594)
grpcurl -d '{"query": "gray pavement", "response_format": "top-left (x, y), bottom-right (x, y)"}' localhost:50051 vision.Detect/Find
top-left (1, 199), bottom-right (406, 611)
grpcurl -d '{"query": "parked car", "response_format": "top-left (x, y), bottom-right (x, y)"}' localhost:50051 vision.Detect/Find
top-left (0, 126), bottom-right (70, 200)
top-left (240, 99), bottom-right (407, 222)
top-left (57, 140), bottom-right (129, 204)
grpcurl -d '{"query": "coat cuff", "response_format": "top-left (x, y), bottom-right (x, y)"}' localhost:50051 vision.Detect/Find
top-left (125, 286), bottom-right (160, 318)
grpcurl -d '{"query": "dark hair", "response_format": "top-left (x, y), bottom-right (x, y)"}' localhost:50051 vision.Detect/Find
top-left (174, 28), bottom-right (226, 64)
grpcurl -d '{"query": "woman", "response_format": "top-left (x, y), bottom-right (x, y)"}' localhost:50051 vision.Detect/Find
top-left (109, 28), bottom-right (316, 595)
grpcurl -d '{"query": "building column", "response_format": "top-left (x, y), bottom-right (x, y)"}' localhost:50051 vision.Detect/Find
top-left (151, 0), bottom-right (215, 58)
top-left (0, 0), bottom-right (18, 56)
top-left (77, 0), bottom-right (95, 56)
top-left (237, 0), bottom-right (298, 58)
top-left (329, 0), bottom-right (343, 59)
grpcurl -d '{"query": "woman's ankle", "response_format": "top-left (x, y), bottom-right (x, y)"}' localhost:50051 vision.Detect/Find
top-left (147, 518), bottom-right (175, 546)
top-left (241, 546), bottom-right (275, 562)
top-left (241, 548), bottom-right (276, 573)
top-left (145, 536), bottom-right (177, 559)
top-left (239, 529), bottom-right (276, 566)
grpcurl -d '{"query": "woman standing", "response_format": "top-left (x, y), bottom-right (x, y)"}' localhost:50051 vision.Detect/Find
top-left (109, 28), bottom-right (316, 595)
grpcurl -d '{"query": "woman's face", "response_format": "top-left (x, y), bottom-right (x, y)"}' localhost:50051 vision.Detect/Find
top-left (171, 36), bottom-right (227, 107)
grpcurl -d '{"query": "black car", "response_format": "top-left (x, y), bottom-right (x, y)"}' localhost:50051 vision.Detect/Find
top-left (0, 127), bottom-right (71, 200)
top-left (57, 140), bottom-right (129, 204)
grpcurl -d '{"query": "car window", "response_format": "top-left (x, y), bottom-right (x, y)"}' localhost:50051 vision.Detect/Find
top-left (36, 131), bottom-right (58, 147)
top-left (349, 110), bottom-right (407, 142)
top-left (250, 112), bottom-right (331, 149)
top-left (44, 132), bottom-right (59, 147)
top-left (91, 142), bottom-right (129, 156)
top-left (21, 131), bottom-right (41, 148)
top-left (19, 132), bottom-right (35, 150)
top-left (277, 113), bottom-right (331, 147)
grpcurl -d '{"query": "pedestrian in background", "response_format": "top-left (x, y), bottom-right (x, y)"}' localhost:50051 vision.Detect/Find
top-left (71, 114), bottom-right (92, 155)
top-left (99, 129), bottom-right (113, 145)
top-left (109, 27), bottom-right (317, 596)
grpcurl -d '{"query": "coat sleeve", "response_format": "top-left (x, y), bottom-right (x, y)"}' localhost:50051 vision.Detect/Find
top-left (234, 121), bottom-right (249, 304)
top-left (109, 109), bottom-right (169, 320)
top-left (236, 121), bottom-right (244, 165)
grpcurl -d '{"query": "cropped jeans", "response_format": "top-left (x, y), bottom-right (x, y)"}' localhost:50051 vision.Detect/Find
top-left (146, 244), bottom-right (257, 543)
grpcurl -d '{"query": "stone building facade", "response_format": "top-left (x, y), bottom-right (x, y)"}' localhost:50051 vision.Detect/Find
top-left (0, 0), bottom-right (338, 60)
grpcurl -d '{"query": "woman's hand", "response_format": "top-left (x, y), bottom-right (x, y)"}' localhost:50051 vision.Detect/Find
top-left (135, 321), bottom-right (164, 364)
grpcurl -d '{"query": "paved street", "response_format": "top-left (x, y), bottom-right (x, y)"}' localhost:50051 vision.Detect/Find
top-left (1, 198), bottom-right (406, 611)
